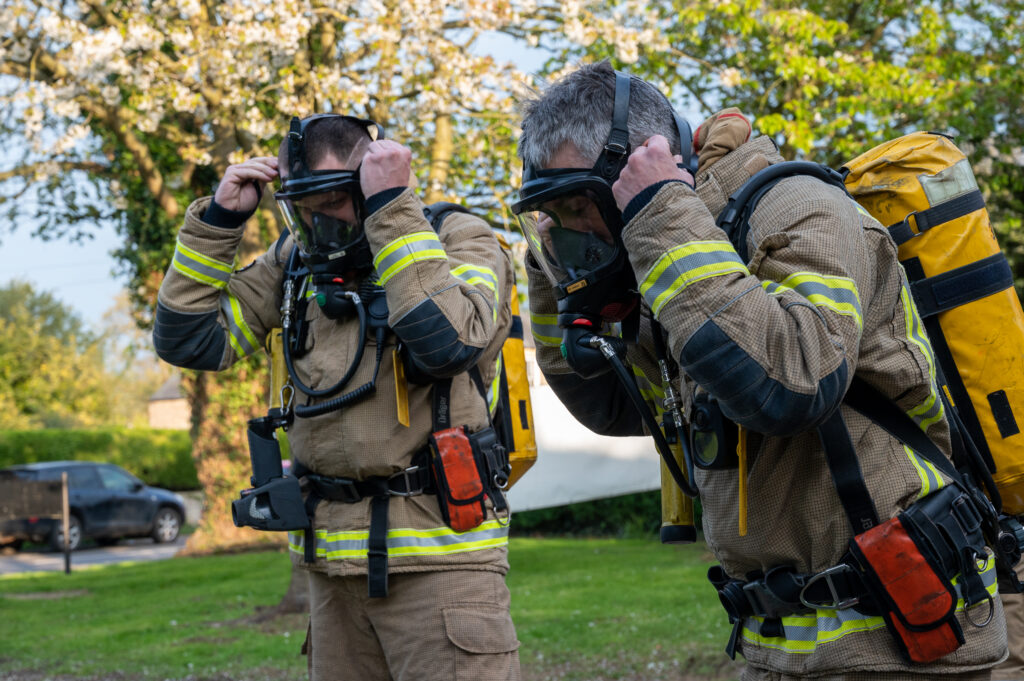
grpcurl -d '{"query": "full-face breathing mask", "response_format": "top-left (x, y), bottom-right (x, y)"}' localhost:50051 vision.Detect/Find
top-left (274, 114), bottom-right (383, 288)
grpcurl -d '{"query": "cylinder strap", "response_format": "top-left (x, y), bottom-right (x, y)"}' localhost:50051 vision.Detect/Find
top-left (908, 253), bottom-right (1014, 318)
top-left (887, 189), bottom-right (985, 246)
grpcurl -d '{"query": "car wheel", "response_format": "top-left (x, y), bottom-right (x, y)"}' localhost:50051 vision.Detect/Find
top-left (151, 507), bottom-right (182, 544)
top-left (50, 515), bottom-right (82, 552)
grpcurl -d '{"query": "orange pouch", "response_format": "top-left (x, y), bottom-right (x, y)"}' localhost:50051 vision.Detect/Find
top-left (849, 516), bottom-right (963, 663)
top-left (429, 426), bottom-right (486, 532)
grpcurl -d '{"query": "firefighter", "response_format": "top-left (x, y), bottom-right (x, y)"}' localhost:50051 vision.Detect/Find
top-left (512, 61), bottom-right (1006, 679)
top-left (153, 114), bottom-right (520, 681)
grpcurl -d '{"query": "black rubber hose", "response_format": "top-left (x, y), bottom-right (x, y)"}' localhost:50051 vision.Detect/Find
top-left (294, 327), bottom-right (386, 418)
top-left (284, 295), bottom-right (368, 398)
top-left (597, 337), bottom-right (699, 498)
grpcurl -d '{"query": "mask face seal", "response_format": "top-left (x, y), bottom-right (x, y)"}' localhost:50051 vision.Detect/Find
top-left (274, 114), bottom-right (382, 276)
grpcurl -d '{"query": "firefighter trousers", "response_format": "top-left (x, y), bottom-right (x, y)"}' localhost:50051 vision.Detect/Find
top-left (305, 568), bottom-right (521, 681)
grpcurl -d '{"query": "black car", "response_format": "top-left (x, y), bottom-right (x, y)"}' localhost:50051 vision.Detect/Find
top-left (0, 461), bottom-right (186, 551)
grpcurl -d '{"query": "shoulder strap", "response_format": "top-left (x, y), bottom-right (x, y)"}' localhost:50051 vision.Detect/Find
top-left (716, 161), bottom-right (848, 262)
top-left (423, 201), bottom-right (472, 235)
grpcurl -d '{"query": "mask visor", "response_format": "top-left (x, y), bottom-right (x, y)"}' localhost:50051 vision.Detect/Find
top-left (516, 189), bottom-right (619, 287)
top-left (277, 188), bottom-right (363, 263)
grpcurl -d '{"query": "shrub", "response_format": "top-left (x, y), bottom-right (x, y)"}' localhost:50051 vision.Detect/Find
top-left (0, 428), bottom-right (198, 490)
top-left (510, 490), bottom-right (703, 538)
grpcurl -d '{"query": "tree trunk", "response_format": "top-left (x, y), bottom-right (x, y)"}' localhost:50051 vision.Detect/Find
top-left (426, 113), bottom-right (453, 204)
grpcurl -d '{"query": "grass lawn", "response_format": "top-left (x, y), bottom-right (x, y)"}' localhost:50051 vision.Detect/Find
top-left (0, 538), bottom-right (742, 681)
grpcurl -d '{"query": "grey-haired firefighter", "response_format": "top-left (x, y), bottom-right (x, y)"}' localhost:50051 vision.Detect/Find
top-left (513, 61), bottom-right (1007, 679)
top-left (153, 114), bottom-right (520, 681)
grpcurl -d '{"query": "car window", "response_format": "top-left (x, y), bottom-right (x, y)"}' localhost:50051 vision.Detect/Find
top-left (68, 466), bottom-right (102, 489)
top-left (97, 466), bottom-right (141, 492)
top-left (34, 469), bottom-right (64, 482)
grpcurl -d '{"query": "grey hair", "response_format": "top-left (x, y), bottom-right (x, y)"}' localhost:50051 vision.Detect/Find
top-left (518, 61), bottom-right (681, 169)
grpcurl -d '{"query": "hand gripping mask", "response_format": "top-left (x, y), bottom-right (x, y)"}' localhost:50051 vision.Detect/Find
top-left (274, 114), bottom-right (382, 277)
top-left (511, 72), bottom-right (697, 329)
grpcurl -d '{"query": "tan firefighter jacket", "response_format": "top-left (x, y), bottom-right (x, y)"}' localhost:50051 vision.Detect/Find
top-left (155, 188), bottom-right (514, 578)
top-left (526, 111), bottom-right (1006, 675)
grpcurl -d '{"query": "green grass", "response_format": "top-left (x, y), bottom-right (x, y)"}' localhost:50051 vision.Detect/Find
top-left (0, 538), bottom-right (741, 681)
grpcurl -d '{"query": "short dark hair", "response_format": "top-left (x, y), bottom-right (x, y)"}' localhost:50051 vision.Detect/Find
top-left (518, 61), bottom-right (681, 168)
top-left (278, 116), bottom-right (375, 175)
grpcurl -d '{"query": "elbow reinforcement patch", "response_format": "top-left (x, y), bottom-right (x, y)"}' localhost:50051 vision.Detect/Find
top-left (153, 302), bottom-right (226, 371)
top-left (392, 298), bottom-right (483, 377)
top-left (681, 319), bottom-right (847, 435)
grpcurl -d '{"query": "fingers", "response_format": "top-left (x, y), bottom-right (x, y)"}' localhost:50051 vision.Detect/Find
top-left (225, 157), bottom-right (279, 184)
top-left (214, 157), bottom-right (279, 213)
top-left (359, 140), bottom-right (413, 197)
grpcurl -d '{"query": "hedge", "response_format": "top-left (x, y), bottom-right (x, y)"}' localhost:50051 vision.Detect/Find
top-left (0, 428), bottom-right (199, 491)
top-left (510, 490), bottom-right (703, 539)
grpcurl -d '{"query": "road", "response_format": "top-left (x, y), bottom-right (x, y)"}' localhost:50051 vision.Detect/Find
top-left (0, 536), bottom-right (186, 576)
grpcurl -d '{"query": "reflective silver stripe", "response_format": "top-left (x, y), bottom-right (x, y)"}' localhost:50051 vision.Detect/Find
top-left (904, 445), bottom-right (945, 499)
top-left (219, 293), bottom-right (258, 358)
top-left (373, 232), bottom-right (447, 285)
top-left (640, 241), bottom-right (749, 316)
top-left (451, 264), bottom-right (498, 320)
top-left (631, 364), bottom-right (664, 407)
top-left (530, 312), bottom-right (561, 347)
top-left (773, 272), bottom-right (863, 330)
top-left (288, 519), bottom-right (509, 560)
top-left (172, 239), bottom-right (233, 289)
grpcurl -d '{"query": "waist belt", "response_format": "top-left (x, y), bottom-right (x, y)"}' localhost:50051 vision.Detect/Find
top-left (305, 465), bottom-right (434, 502)
top-left (709, 562), bottom-right (879, 623)
top-left (294, 452), bottom-right (434, 598)
top-left (709, 483), bottom-right (992, 659)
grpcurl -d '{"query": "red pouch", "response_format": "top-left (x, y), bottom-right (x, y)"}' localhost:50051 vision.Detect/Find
top-left (429, 426), bottom-right (486, 532)
top-left (849, 515), bottom-right (963, 663)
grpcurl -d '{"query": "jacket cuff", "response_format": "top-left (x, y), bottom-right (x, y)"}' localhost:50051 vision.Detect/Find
top-left (621, 179), bottom-right (689, 225)
top-left (202, 198), bottom-right (255, 229)
top-left (364, 187), bottom-right (407, 217)
top-left (363, 188), bottom-right (432, 253)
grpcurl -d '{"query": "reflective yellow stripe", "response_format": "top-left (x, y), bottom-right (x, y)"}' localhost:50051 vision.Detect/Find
top-left (899, 283), bottom-right (945, 431)
top-left (487, 355), bottom-right (502, 414)
top-left (639, 241), bottom-right (749, 316)
top-left (773, 271), bottom-right (863, 331)
top-left (373, 232), bottom-right (447, 285)
top-left (288, 519), bottom-right (508, 560)
top-left (172, 239), bottom-right (233, 290)
top-left (452, 264), bottom-right (499, 321)
top-left (219, 293), bottom-right (259, 358)
top-left (904, 445), bottom-right (946, 499)
top-left (530, 312), bottom-right (561, 347)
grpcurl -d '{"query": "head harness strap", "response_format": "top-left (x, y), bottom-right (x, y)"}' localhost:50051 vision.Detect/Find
top-left (593, 71), bottom-right (632, 181)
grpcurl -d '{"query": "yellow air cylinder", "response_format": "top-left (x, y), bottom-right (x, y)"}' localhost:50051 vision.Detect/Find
top-left (844, 132), bottom-right (1024, 513)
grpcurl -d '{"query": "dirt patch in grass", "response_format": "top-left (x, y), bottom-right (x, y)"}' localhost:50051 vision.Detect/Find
top-left (0, 669), bottom-right (301, 681)
top-left (521, 649), bottom-right (745, 681)
top-left (2, 589), bottom-right (90, 600)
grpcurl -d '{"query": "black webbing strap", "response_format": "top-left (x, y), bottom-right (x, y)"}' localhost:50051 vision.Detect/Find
top-left (843, 377), bottom-right (962, 484)
top-left (591, 72), bottom-right (632, 181)
top-left (303, 494), bottom-right (321, 564)
top-left (367, 494), bottom-right (390, 598)
top-left (887, 189), bottom-right (985, 246)
top-left (908, 253), bottom-right (1014, 318)
top-left (816, 409), bottom-right (881, 534)
top-left (432, 377), bottom-right (453, 431)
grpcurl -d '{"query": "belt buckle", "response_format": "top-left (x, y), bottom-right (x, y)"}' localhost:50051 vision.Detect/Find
top-left (799, 565), bottom-right (860, 611)
top-left (389, 466), bottom-right (423, 497)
